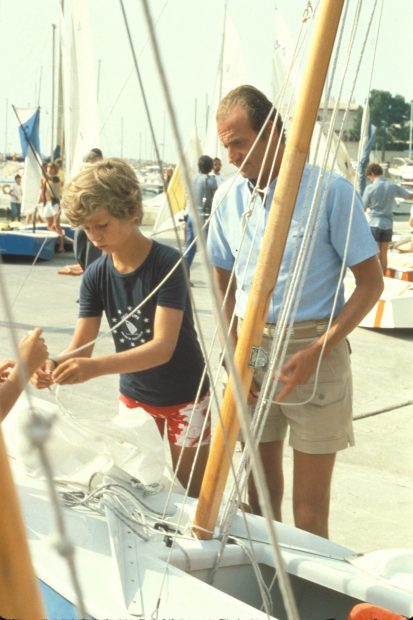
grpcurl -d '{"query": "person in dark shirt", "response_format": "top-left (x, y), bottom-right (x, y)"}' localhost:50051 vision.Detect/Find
top-left (33, 158), bottom-right (210, 497)
top-left (183, 155), bottom-right (218, 276)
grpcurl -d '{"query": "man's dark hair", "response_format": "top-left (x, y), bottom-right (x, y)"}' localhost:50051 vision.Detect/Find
top-left (85, 147), bottom-right (103, 163)
top-left (198, 155), bottom-right (214, 174)
top-left (217, 85), bottom-right (284, 140)
top-left (366, 163), bottom-right (383, 177)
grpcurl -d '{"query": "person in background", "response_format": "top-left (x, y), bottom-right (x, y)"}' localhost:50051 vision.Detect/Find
top-left (0, 328), bottom-right (48, 421)
top-left (212, 157), bottom-right (224, 184)
top-left (54, 157), bottom-right (65, 185)
top-left (207, 85), bottom-right (383, 538)
top-left (40, 162), bottom-right (65, 252)
top-left (183, 155), bottom-right (217, 280)
top-left (33, 158), bottom-right (210, 497)
top-left (59, 148), bottom-right (104, 275)
top-left (9, 174), bottom-right (22, 222)
top-left (363, 163), bottom-right (413, 272)
top-left (164, 166), bottom-right (174, 188)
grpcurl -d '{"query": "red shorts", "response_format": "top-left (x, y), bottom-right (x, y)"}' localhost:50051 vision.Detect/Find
top-left (119, 392), bottom-right (211, 448)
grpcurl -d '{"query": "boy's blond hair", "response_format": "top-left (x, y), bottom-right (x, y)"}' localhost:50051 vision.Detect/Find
top-left (62, 158), bottom-right (142, 227)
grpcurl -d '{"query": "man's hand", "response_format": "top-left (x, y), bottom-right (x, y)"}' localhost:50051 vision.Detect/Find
top-left (276, 345), bottom-right (321, 402)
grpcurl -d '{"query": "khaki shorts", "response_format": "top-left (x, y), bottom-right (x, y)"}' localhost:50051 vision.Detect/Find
top-left (248, 319), bottom-right (354, 454)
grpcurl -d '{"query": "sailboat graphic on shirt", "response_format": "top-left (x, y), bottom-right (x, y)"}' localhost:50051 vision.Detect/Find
top-left (112, 307), bottom-right (151, 346)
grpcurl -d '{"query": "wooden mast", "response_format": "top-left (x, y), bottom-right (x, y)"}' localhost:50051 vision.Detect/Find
top-left (194, 0), bottom-right (346, 539)
top-left (0, 429), bottom-right (45, 618)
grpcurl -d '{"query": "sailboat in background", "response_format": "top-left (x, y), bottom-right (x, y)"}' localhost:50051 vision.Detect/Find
top-left (0, 107), bottom-right (58, 261)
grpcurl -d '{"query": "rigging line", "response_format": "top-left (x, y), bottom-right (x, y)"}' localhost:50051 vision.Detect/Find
top-left (140, 0), bottom-right (253, 459)
top-left (140, 3), bottom-right (301, 618)
top-left (118, 0), bottom-right (217, 437)
top-left (254, 0), bottom-right (380, 414)
top-left (98, 0), bottom-right (169, 135)
top-left (354, 400), bottom-right (413, 421)
top-left (224, 2), bottom-right (373, 506)
top-left (219, 8), bottom-right (319, 532)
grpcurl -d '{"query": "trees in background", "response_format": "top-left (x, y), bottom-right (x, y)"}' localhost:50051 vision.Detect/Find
top-left (350, 90), bottom-right (411, 157)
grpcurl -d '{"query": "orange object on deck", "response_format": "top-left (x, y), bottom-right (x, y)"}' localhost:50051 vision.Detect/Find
top-left (348, 603), bottom-right (406, 620)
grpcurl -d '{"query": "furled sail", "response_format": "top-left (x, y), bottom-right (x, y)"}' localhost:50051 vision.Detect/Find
top-left (60, 0), bottom-right (101, 179)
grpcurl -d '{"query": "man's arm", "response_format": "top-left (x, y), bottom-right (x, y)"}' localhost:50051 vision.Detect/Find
top-left (213, 266), bottom-right (238, 347)
top-left (52, 306), bottom-right (184, 385)
top-left (277, 256), bottom-right (383, 401)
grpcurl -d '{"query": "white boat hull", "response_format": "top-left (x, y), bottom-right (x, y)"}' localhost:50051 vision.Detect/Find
top-left (346, 274), bottom-right (413, 329)
top-left (12, 465), bottom-right (413, 620)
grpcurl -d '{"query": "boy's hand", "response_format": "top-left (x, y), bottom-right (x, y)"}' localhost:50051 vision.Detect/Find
top-left (52, 358), bottom-right (97, 385)
top-left (31, 359), bottom-right (55, 389)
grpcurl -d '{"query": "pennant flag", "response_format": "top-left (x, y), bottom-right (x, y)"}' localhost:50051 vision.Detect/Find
top-left (15, 107), bottom-right (41, 158)
top-left (13, 107), bottom-right (42, 217)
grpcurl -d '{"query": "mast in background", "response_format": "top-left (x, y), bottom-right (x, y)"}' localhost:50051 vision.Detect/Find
top-left (51, 23), bottom-right (57, 159)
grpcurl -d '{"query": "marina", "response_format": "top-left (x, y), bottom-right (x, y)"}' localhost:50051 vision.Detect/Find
top-left (0, 0), bottom-right (413, 617)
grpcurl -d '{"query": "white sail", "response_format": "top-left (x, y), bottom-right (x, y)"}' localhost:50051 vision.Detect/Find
top-left (60, 0), bottom-right (101, 179)
top-left (204, 8), bottom-right (244, 177)
top-left (21, 148), bottom-right (42, 216)
top-left (271, 10), bottom-right (354, 180)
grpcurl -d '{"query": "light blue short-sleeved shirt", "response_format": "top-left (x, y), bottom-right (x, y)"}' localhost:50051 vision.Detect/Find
top-left (362, 176), bottom-right (410, 230)
top-left (207, 165), bottom-right (378, 323)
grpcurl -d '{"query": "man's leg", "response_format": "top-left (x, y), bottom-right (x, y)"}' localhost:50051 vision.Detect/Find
top-left (247, 440), bottom-right (284, 521)
top-left (292, 450), bottom-right (336, 538)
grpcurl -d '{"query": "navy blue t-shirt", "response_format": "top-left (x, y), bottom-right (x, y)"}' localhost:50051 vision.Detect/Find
top-left (79, 241), bottom-right (209, 406)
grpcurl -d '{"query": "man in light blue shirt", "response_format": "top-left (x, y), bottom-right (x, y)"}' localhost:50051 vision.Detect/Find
top-left (363, 162), bottom-right (413, 271)
top-left (207, 85), bottom-right (383, 539)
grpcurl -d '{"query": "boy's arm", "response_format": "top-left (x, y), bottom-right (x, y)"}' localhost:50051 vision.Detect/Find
top-left (52, 306), bottom-right (184, 385)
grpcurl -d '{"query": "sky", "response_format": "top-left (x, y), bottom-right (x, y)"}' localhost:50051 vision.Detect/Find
top-left (1, 0), bottom-right (412, 163)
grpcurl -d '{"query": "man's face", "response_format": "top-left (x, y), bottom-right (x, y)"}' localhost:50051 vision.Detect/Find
top-left (217, 104), bottom-right (280, 183)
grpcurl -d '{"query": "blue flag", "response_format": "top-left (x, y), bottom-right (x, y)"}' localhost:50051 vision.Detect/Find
top-left (17, 107), bottom-right (41, 158)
